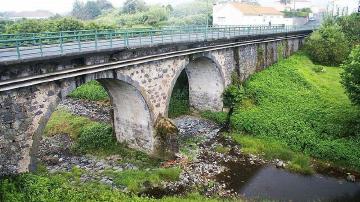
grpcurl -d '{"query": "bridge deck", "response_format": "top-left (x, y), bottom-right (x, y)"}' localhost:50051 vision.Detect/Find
top-left (0, 25), bottom-right (314, 63)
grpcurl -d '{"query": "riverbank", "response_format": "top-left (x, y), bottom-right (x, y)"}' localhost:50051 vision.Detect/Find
top-left (205, 52), bottom-right (360, 175)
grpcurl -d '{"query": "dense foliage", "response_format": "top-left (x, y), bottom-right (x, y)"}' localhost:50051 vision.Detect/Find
top-left (336, 13), bottom-right (360, 46)
top-left (341, 46), bottom-right (360, 106)
top-left (123, 0), bottom-right (147, 14)
top-left (230, 53), bottom-right (360, 170)
top-left (3, 18), bottom-right (115, 34)
top-left (95, 0), bottom-right (213, 28)
top-left (71, 0), bottom-right (113, 20)
top-left (304, 23), bottom-right (350, 66)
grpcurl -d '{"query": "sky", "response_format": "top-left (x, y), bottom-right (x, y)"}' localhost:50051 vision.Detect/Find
top-left (0, 0), bottom-right (356, 14)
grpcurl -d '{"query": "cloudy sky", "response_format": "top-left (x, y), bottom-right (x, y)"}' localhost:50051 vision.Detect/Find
top-left (0, 0), bottom-right (355, 14)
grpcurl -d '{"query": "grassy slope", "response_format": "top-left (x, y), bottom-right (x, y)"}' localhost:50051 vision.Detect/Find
top-left (231, 53), bottom-right (360, 170)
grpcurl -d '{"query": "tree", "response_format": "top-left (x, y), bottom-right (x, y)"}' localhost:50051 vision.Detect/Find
top-left (71, 0), bottom-right (112, 20)
top-left (341, 46), bottom-right (360, 106)
top-left (83, 1), bottom-right (102, 19)
top-left (336, 13), bottom-right (360, 46)
top-left (122, 0), bottom-right (147, 14)
top-left (96, 0), bottom-right (114, 11)
top-left (71, 0), bottom-right (85, 19)
top-left (304, 24), bottom-right (350, 66)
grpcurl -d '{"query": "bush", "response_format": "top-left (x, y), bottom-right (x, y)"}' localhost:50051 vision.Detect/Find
top-left (336, 13), bottom-right (360, 45)
top-left (341, 46), bottom-right (360, 106)
top-left (75, 123), bottom-right (114, 153)
top-left (222, 85), bottom-right (244, 108)
top-left (305, 24), bottom-right (350, 66)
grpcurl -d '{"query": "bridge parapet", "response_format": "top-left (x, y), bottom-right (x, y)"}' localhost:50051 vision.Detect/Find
top-left (0, 25), bottom-right (315, 63)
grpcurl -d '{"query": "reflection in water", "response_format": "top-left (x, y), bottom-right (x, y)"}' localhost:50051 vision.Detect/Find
top-left (218, 160), bottom-right (360, 202)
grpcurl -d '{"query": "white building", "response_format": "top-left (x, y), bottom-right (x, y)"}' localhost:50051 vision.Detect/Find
top-left (259, 0), bottom-right (312, 11)
top-left (213, 2), bottom-right (290, 26)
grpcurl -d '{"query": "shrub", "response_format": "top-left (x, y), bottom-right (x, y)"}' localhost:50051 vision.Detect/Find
top-left (336, 13), bottom-right (360, 45)
top-left (341, 46), bottom-right (360, 106)
top-left (222, 85), bottom-right (245, 108)
top-left (305, 24), bottom-right (350, 66)
top-left (75, 123), bottom-right (114, 153)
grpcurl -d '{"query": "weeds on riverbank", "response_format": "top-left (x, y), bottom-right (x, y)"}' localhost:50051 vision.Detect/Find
top-left (214, 53), bottom-right (360, 172)
top-left (229, 134), bottom-right (314, 174)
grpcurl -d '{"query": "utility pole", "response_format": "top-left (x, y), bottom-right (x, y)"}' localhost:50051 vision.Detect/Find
top-left (358, 0), bottom-right (360, 13)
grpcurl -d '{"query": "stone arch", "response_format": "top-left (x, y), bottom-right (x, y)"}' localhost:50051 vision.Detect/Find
top-left (23, 72), bottom-right (155, 174)
top-left (166, 55), bottom-right (225, 114)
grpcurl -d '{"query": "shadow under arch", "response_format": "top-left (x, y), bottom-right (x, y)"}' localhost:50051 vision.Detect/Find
top-left (166, 55), bottom-right (226, 116)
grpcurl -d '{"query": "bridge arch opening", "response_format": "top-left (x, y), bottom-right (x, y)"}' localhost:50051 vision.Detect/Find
top-left (168, 56), bottom-right (225, 117)
top-left (40, 78), bottom-right (154, 158)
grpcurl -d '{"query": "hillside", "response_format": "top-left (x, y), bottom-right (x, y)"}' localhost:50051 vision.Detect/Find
top-left (230, 53), bottom-right (360, 170)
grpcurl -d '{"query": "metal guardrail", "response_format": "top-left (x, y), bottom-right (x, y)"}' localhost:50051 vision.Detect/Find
top-left (0, 25), bottom-right (315, 62)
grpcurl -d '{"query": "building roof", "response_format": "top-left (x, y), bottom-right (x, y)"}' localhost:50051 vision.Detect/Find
top-left (230, 3), bottom-right (283, 16)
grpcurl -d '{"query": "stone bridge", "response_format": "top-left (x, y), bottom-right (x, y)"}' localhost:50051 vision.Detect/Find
top-left (0, 30), bottom-right (309, 176)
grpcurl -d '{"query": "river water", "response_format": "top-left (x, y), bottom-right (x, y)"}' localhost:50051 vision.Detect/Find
top-left (218, 160), bottom-right (360, 201)
top-left (174, 116), bottom-right (360, 202)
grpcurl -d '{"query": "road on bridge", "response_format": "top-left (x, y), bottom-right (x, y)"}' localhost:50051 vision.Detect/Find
top-left (0, 25), bottom-right (314, 62)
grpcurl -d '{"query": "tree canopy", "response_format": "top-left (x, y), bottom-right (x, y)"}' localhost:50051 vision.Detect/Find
top-left (71, 0), bottom-right (113, 20)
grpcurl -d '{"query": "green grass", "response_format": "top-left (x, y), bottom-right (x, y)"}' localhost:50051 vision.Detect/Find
top-left (0, 170), bottom-right (228, 202)
top-left (68, 80), bottom-right (109, 101)
top-left (230, 52), bottom-right (360, 171)
top-left (200, 111), bottom-right (228, 125)
top-left (44, 109), bottom-right (94, 139)
top-left (105, 167), bottom-right (181, 193)
top-left (229, 134), bottom-right (314, 174)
